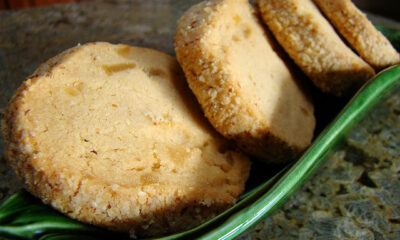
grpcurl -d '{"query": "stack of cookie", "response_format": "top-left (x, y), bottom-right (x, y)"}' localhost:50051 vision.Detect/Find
top-left (1, 0), bottom-right (398, 238)
top-left (175, 0), bottom-right (399, 163)
top-left (255, 0), bottom-right (399, 96)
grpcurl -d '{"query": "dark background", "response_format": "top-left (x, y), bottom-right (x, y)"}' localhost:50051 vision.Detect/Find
top-left (1, 0), bottom-right (400, 22)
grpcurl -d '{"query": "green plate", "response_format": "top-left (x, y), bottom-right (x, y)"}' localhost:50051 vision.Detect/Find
top-left (0, 22), bottom-right (399, 240)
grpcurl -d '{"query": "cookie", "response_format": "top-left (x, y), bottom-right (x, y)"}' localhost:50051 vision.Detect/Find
top-left (313, 0), bottom-right (400, 71)
top-left (175, 0), bottom-right (315, 163)
top-left (256, 0), bottom-right (376, 96)
top-left (1, 42), bottom-right (251, 237)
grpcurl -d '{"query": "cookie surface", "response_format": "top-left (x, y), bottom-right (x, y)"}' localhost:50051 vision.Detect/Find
top-left (1, 42), bottom-right (250, 237)
top-left (175, 0), bottom-right (315, 163)
top-left (313, 0), bottom-right (400, 71)
top-left (256, 0), bottom-right (375, 96)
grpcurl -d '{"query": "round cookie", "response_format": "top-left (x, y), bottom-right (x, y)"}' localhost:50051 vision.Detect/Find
top-left (313, 0), bottom-right (400, 71)
top-left (175, 0), bottom-right (315, 163)
top-left (1, 42), bottom-right (251, 237)
top-left (256, 0), bottom-right (376, 96)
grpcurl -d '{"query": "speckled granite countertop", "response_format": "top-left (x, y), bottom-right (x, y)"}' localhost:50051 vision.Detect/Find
top-left (0, 0), bottom-right (399, 239)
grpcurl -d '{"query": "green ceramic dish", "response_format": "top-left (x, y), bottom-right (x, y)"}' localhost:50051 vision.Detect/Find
top-left (0, 23), bottom-right (399, 240)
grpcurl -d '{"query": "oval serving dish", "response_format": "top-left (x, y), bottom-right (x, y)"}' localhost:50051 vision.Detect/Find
top-left (1, 64), bottom-right (399, 240)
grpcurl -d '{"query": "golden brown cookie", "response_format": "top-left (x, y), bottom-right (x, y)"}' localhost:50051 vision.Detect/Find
top-left (175, 0), bottom-right (315, 163)
top-left (1, 42), bottom-right (250, 237)
top-left (256, 0), bottom-right (376, 96)
top-left (313, 0), bottom-right (400, 71)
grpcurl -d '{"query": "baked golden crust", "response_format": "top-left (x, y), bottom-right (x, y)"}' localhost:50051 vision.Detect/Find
top-left (256, 0), bottom-right (376, 96)
top-left (175, 0), bottom-right (315, 163)
top-left (313, 0), bottom-right (400, 71)
top-left (1, 42), bottom-right (251, 237)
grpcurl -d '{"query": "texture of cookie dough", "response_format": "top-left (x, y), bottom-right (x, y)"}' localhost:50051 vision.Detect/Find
top-left (256, 0), bottom-right (375, 96)
top-left (1, 42), bottom-right (251, 237)
top-left (313, 0), bottom-right (400, 71)
top-left (175, 0), bottom-right (315, 163)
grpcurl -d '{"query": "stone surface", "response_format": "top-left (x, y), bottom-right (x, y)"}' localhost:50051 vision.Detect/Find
top-left (237, 85), bottom-right (400, 239)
